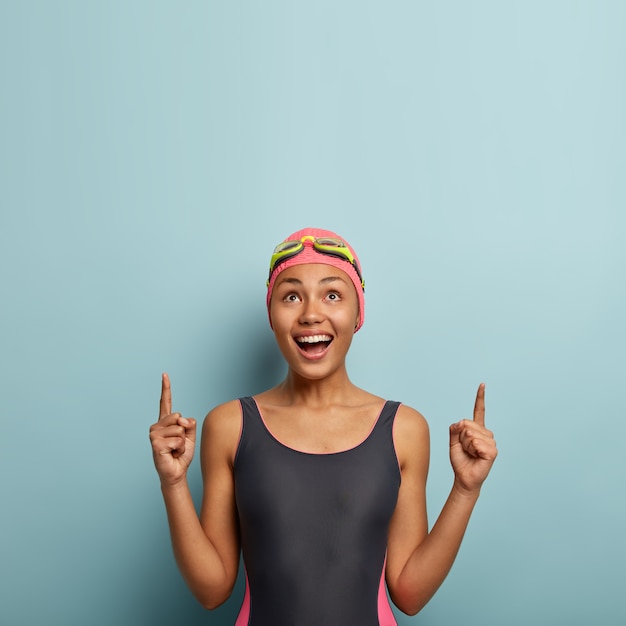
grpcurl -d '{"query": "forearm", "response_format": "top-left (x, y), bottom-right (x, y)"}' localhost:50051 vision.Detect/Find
top-left (160, 480), bottom-right (234, 609)
top-left (392, 482), bottom-right (480, 615)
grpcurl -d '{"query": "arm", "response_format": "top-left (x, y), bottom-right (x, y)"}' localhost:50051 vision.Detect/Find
top-left (149, 374), bottom-right (241, 609)
top-left (386, 384), bottom-right (497, 615)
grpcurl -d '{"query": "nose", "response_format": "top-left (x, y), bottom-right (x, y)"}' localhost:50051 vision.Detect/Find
top-left (299, 298), bottom-right (324, 325)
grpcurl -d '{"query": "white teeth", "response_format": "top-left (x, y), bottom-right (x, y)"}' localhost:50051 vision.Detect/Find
top-left (296, 334), bottom-right (332, 344)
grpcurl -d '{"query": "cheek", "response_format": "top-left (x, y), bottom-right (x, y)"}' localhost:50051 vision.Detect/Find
top-left (268, 297), bottom-right (282, 328)
top-left (269, 300), bottom-right (294, 333)
top-left (338, 301), bottom-right (359, 331)
top-left (349, 296), bottom-right (360, 329)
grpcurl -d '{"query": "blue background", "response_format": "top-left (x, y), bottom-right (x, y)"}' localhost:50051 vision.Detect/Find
top-left (1, 2), bottom-right (624, 625)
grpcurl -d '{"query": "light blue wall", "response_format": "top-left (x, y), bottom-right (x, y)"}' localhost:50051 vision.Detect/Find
top-left (1, 2), bottom-right (624, 625)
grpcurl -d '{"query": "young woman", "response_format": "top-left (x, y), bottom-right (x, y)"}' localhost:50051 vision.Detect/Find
top-left (149, 227), bottom-right (497, 625)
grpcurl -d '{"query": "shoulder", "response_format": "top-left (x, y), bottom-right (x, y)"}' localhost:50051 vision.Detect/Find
top-left (201, 399), bottom-right (243, 468)
top-left (203, 398), bottom-right (243, 429)
top-left (393, 403), bottom-right (429, 439)
top-left (392, 404), bottom-right (430, 471)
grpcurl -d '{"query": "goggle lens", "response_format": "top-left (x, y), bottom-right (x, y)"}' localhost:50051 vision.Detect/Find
top-left (273, 240), bottom-right (303, 254)
top-left (312, 237), bottom-right (345, 247)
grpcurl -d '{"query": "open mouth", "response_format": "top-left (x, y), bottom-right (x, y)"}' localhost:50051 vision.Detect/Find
top-left (295, 334), bottom-right (333, 356)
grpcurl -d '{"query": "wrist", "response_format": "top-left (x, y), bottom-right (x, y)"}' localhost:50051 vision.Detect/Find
top-left (160, 476), bottom-right (190, 495)
top-left (451, 479), bottom-right (481, 501)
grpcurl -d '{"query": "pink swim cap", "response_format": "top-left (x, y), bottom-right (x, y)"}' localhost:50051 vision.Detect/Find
top-left (266, 227), bottom-right (365, 332)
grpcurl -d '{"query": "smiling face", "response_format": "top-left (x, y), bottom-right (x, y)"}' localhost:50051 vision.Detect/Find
top-left (269, 263), bottom-right (360, 381)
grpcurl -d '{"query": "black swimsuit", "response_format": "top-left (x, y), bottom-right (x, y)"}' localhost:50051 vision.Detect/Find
top-left (234, 397), bottom-right (401, 626)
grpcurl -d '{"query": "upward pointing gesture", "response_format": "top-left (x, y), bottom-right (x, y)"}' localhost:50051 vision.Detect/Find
top-left (149, 373), bottom-right (197, 486)
top-left (449, 383), bottom-right (497, 495)
top-left (472, 382), bottom-right (486, 427)
top-left (160, 371), bottom-right (173, 420)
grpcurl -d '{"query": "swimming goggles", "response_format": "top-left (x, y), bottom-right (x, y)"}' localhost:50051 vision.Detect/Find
top-left (267, 236), bottom-right (365, 289)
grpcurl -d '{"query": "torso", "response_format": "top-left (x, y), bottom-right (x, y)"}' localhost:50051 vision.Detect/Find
top-left (233, 396), bottom-right (401, 626)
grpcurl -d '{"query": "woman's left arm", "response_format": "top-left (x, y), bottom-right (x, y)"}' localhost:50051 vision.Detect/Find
top-left (386, 384), bottom-right (498, 615)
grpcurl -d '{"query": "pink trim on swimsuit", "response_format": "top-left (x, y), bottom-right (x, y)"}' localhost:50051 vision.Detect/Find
top-left (234, 569), bottom-right (250, 626)
top-left (378, 555), bottom-right (398, 626)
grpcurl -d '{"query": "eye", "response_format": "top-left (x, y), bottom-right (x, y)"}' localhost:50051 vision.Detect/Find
top-left (283, 292), bottom-right (301, 302)
top-left (325, 291), bottom-right (341, 301)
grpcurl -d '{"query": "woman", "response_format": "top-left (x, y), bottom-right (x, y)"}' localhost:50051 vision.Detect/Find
top-left (150, 227), bottom-right (497, 625)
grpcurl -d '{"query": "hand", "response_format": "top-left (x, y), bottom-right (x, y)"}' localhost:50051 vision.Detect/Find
top-left (149, 373), bottom-right (197, 486)
top-left (449, 383), bottom-right (497, 495)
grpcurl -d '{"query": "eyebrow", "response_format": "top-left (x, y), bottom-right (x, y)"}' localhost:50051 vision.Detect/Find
top-left (320, 276), bottom-right (347, 285)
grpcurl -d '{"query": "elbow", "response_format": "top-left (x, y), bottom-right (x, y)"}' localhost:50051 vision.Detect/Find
top-left (400, 606), bottom-right (421, 617)
top-left (200, 597), bottom-right (227, 611)
top-left (388, 587), bottom-right (426, 617)
top-left (192, 579), bottom-right (236, 611)
top-left (392, 599), bottom-right (421, 617)
top-left (186, 561), bottom-right (239, 611)
top-left (196, 588), bottom-right (232, 611)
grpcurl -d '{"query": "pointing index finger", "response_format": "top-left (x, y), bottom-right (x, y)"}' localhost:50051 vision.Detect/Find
top-left (159, 372), bottom-right (172, 420)
top-left (473, 382), bottom-right (486, 426)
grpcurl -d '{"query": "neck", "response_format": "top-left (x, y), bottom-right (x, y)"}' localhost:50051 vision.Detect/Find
top-left (277, 366), bottom-right (357, 408)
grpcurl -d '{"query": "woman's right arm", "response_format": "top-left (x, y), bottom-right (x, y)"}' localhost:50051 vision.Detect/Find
top-left (149, 374), bottom-right (241, 609)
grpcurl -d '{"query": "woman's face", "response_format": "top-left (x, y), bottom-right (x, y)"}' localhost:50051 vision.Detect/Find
top-left (269, 263), bottom-right (360, 381)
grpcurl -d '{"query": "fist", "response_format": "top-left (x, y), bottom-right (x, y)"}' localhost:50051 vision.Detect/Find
top-left (449, 383), bottom-right (498, 494)
top-left (149, 373), bottom-right (197, 486)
